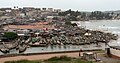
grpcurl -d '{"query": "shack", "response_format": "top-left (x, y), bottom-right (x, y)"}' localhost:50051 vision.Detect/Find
top-left (82, 52), bottom-right (95, 61)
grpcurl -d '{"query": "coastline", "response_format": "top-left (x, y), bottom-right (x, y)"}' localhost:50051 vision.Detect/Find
top-left (0, 20), bottom-right (120, 63)
top-left (72, 19), bottom-right (120, 22)
top-left (0, 19), bottom-right (118, 56)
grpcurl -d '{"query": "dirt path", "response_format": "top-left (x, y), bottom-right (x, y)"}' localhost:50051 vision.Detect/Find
top-left (0, 52), bottom-right (80, 63)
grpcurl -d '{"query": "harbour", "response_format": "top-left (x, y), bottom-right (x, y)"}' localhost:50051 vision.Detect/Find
top-left (0, 20), bottom-right (119, 56)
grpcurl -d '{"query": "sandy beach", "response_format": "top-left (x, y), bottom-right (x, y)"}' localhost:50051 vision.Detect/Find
top-left (0, 52), bottom-right (80, 63)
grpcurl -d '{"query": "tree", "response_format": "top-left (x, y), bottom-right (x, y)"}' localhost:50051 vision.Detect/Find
top-left (81, 12), bottom-right (86, 18)
top-left (65, 21), bottom-right (72, 25)
top-left (71, 23), bottom-right (77, 27)
top-left (58, 9), bottom-right (81, 17)
top-left (4, 32), bottom-right (18, 40)
top-left (41, 17), bottom-right (45, 20)
top-left (111, 12), bottom-right (114, 15)
top-left (53, 17), bottom-right (58, 20)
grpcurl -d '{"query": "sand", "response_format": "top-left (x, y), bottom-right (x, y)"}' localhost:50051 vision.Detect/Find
top-left (0, 52), bottom-right (80, 63)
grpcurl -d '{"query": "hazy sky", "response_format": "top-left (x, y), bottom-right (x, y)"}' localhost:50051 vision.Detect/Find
top-left (0, 0), bottom-right (119, 11)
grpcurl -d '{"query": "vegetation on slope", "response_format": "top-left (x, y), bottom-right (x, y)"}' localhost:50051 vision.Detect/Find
top-left (4, 56), bottom-right (93, 63)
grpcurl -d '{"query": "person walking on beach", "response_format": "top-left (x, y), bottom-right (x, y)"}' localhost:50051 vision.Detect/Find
top-left (79, 49), bottom-right (83, 57)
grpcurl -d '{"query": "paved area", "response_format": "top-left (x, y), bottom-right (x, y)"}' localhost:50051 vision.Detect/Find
top-left (96, 53), bottom-right (120, 63)
top-left (98, 57), bottom-right (120, 63)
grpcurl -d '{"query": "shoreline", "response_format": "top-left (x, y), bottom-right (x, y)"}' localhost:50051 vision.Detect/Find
top-left (72, 19), bottom-right (120, 22)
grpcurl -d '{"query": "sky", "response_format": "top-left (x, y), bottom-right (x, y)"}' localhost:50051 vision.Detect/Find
top-left (0, 0), bottom-right (120, 11)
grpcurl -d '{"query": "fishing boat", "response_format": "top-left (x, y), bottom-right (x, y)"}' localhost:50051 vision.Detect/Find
top-left (18, 45), bottom-right (27, 53)
top-left (0, 48), bottom-right (10, 54)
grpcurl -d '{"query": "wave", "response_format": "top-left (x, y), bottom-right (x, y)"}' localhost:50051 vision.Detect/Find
top-left (98, 26), bottom-right (119, 29)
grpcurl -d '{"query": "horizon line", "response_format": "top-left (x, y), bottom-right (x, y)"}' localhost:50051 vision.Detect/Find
top-left (0, 6), bottom-right (120, 12)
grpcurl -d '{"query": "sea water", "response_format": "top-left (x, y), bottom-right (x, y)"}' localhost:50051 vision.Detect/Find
top-left (72, 20), bottom-right (120, 46)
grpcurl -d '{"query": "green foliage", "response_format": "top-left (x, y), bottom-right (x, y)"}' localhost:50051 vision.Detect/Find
top-left (32, 38), bottom-right (38, 43)
top-left (65, 21), bottom-right (77, 27)
top-left (4, 32), bottom-right (18, 40)
top-left (71, 23), bottom-right (77, 27)
top-left (60, 55), bottom-right (72, 61)
top-left (41, 17), bottom-right (45, 20)
top-left (58, 9), bottom-right (81, 21)
top-left (53, 17), bottom-right (58, 20)
top-left (59, 9), bottom-right (114, 21)
top-left (89, 11), bottom-right (113, 20)
top-left (4, 60), bottom-right (41, 63)
top-left (58, 9), bottom-right (81, 17)
top-left (71, 59), bottom-right (93, 63)
top-left (4, 56), bottom-right (93, 63)
top-left (65, 21), bottom-right (72, 25)
top-left (47, 56), bottom-right (60, 61)
top-left (46, 56), bottom-right (71, 61)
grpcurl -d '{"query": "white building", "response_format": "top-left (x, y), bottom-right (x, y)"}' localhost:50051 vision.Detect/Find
top-left (20, 13), bottom-right (26, 17)
top-left (47, 8), bottom-right (53, 12)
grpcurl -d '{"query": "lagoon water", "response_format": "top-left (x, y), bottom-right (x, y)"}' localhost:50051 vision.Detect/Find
top-left (0, 20), bottom-right (120, 55)
top-left (0, 43), bottom-right (106, 55)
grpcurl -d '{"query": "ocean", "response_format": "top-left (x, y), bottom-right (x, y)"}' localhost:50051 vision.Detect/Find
top-left (72, 20), bottom-right (120, 46)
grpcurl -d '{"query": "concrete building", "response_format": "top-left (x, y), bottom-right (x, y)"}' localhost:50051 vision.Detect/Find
top-left (54, 9), bottom-right (61, 12)
top-left (23, 7), bottom-right (35, 11)
top-left (46, 16), bottom-right (54, 21)
top-left (0, 11), bottom-right (5, 16)
top-left (42, 8), bottom-right (47, 11)
top-left (20, 13), bottom-right (26, 17)
top-left (47, 8), bottom-right (53, 12)
top-left (5, 10), bottom-right (12, 12)
top-left (0, 8), bottom-right (11, 11)
top-left (106, 46), bottom-right (120, 59)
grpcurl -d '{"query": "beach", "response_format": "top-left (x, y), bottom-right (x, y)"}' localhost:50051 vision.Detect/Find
top-left (0, 52), bottom-right (80, 63)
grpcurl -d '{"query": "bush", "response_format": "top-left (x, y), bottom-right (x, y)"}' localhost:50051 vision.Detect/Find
top-left (4, 60), bottom-right (40, 63)
top-left (46, 56), bottom-right (72, 61)
top-left (47, 56), bottom-right (60, 61)
top-left (71, 23), bottom-right (77, 27)
top-left (59, 56), bottom-right (71, 61)
top-left (65, 21), bottom-right (72, 25)
top-left (4, 32), bottom-right (18, 40)
top-left (4, 56), bottom-right (93, 63)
